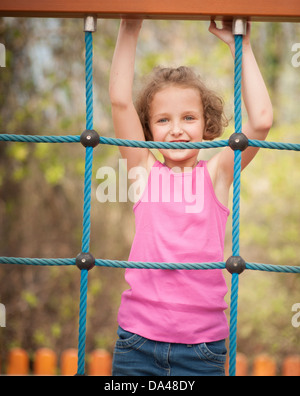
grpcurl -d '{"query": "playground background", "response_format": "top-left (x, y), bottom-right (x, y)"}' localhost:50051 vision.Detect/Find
top-left (0, 17), bottom-right (299, 370)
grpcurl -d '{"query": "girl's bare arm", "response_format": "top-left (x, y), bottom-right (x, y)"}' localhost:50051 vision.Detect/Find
top-left (109, 19), bottom-right (153, 171)
top-left (208, 20), bottom-right (273, 204)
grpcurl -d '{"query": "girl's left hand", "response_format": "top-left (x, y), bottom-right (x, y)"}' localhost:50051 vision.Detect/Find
top-left (209, 20), bottom-right (251, 48)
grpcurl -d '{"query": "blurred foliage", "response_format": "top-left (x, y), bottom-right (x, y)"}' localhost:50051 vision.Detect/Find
top-left (0, 17), bottom-right (299, 371)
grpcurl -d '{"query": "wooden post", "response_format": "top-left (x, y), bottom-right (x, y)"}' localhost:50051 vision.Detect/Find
top-left (61, 348), bottom-right (78, 376)
top-left (282, 355), bottom-right (300, 376)
top-left (33, 348), bottom-right (57, 375)
top-left (252, 354), bottom-right (277, 376)
top-left (89, 349), bottom-right (112, 376)
top-left (235, 353), bottom-right (249, 376)
top-left (6, 348), bottom-right (29, 375)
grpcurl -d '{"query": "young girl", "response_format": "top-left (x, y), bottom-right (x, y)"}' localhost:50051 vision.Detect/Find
top-left (109, 19), bottom-right (272, 376)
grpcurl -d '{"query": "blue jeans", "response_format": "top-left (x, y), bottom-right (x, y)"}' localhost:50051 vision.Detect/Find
top-left (112, 326), bottom-right (227, 376)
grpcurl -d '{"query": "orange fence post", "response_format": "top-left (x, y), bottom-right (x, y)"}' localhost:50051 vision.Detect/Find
top-left (89, 349), bottom-right (112, 376)
top-left (252, 354), bottom-right (277, 376)
top-left (282, 355), bottom-right (300, 376)
top-left (61, 348), bottom-right (78, 376)
top-left (33, 348), bottom-right (57, 375)
top-left (6, 347), bottom-right (29, 375)
top-left (235, 353), bottom-right (249, 376)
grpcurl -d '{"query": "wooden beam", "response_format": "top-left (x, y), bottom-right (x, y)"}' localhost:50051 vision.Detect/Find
top-left (0, 0), bottom-right (300, 22)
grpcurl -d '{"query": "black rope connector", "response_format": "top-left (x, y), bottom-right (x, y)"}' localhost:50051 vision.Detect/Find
top-left (228, 133), bottom-right (249, 151)
top-left (226, 256), bottom-right (246, 274)
top-left (80, 129), bottom-right (100, 148)
top-left (76, 252), bottom-right (95, 271)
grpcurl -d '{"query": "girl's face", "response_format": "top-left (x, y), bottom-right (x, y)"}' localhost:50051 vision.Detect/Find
top-left (149, 85), bottom-right (205, 172)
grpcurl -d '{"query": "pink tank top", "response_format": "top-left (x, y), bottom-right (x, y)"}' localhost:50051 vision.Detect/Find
top-left (118, 160), bottom-right (230, 343)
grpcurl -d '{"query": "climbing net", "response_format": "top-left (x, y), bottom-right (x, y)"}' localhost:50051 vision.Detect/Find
top-left (0, 17), bottom-right (300, 376)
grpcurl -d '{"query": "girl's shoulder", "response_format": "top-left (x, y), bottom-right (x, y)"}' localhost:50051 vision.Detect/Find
top-left (142, 151), bottom-right (160, 175)
top-left (206, 153), bottom-right (231, 208)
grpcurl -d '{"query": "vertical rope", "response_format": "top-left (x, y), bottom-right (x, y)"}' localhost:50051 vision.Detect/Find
top-left (228, 33), bottom-right (243, 377)
top-left (85, 31), bottom-right (93, 131)
top-left (76, 29), bottom-right (94, 376)
top-left (228, 271), bottom-right (240, 377)
top-left (232, 150), bottom-right (242, 256)
top-left (77, 269), bottom-right (88, 375)
top-left (81, 146), bottom-right (94, 254)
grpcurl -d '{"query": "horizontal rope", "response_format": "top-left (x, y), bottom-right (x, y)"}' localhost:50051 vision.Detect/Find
top-left (246, 262), bottom-right (300, 273)
top-left (0, 256), bottom-right (299, 273)
top-left (249, 139), bottom-right (300, 151)
top-left (95, 259), bottom-right (226, 270)
top-left (0, 133), bottom-right (228, 149)
top-left (1, 133), bottom-right (300, 152)
top-left (0, 256), bottom-right (225, 270)
top-left (0, 257), bottom-right (76, 266)
top-left (0, 134), bottom-right (80, 143)
top-left (99, 136), bottom-right (229, 149)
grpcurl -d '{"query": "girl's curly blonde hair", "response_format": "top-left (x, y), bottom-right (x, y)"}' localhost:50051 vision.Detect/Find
top-left (135, 66), bottom-right (229, 141)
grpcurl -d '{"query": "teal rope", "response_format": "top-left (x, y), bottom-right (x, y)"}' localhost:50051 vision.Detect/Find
top-left (85, 31), bottom-right (93, 132)
top-left (232, 150), bottom-right (242, 257)
top-left (228, 33), bottom-right (244, 377)
top-left (81, 146), bottom-right (94, 254)
top-left (1, 257), bottom-right (299, 273)
top-left (0, 257), bottom-right (76, 266)
top-left (248, 139), bottom-right (300, 151)
top-left (99, 136), bottom-right (229, 149)
top-left (0, 134), bottom-right (80, 143)
top-left (77, 269), bottom-right (88, 375)
top-left (95, 260), bottom-right (226, 270)
top-left (1, 134), bottom-right (300, 152)
top-left (229, 273), bottom-right (239, 374)
top-left (76, 30), bottom-right (94, 376)
top-left (246, 262), bottom-right (300, 273)
top-left (0, 133), bottom-right (228, 149)
top-left (229, 154), bottom-right (242, 377)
